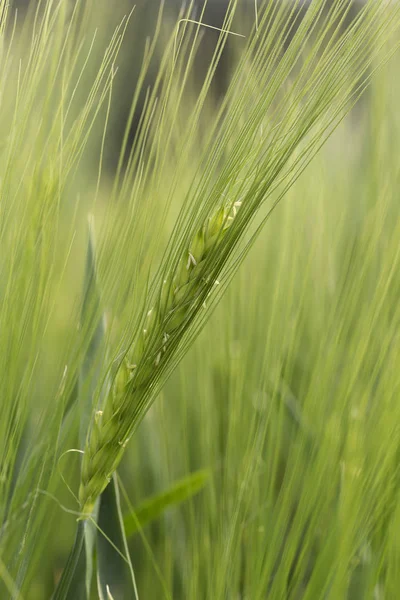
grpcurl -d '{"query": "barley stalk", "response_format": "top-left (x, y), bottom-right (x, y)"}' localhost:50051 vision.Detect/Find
top-left (79, 200), bottom-right (241, 515)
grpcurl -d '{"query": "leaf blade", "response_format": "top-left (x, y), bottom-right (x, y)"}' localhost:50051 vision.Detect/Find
top-left (123, 469), bottom-right (210, 539)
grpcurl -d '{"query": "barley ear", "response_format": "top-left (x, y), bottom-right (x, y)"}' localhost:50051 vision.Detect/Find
top-left (78, 201), bottom-right (240, 515)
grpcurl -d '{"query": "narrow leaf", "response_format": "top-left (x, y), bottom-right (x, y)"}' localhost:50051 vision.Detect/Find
top-left (123, 469), bottom-right (210, 539)
top-left (53, 218), bottom-right (105, 599)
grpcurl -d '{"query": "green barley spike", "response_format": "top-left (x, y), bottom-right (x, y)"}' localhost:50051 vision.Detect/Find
top-left (78, 201), bottom-right (241, 516)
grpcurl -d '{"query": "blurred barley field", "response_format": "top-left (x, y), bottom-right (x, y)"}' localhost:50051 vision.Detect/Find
top-left (1, 1), bottom-right (400, 599)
